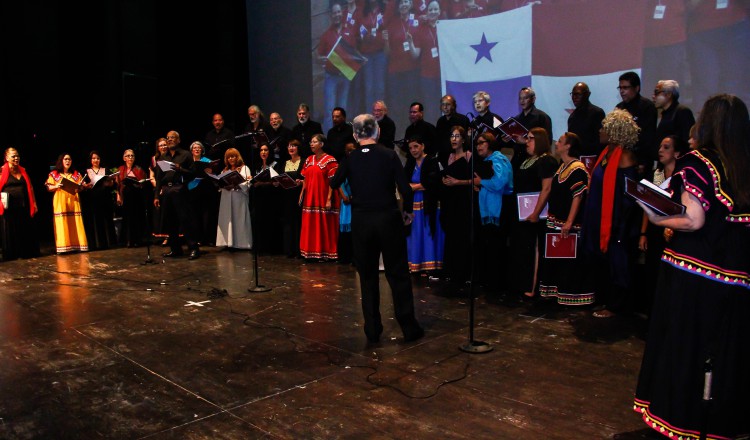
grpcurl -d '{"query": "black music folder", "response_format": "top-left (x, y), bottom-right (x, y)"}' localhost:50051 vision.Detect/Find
top-left (625, 177), bottom-right (685, 216)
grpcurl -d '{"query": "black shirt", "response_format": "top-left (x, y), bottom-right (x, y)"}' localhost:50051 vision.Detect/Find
top-left (204, 127), bottom-right (235, 160)
top-left (655, 101), bottom-right (695, 159)
top-left (616, 94), bottom-right (657, 166)
top-left (435, 112), bottom-right (470, 165)
top-left (378, 115), bottom-right (397, 149)
top-left (568, 101), bottom-right (606, 156)
top-left (326, 123), bottom-right (355, 162)
top-left (404, 119), bottom-right (438, 157)
top-left (154, 147), bottom-right (194, 197)
top-left (331, 143), bottom-right (413, 213)
top-left (267, 125), bottom-right (293, 162)
top-left (291, 120), bottom-right (324, 157)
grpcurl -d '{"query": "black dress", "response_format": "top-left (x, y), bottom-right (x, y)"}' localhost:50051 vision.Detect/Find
top-left (275, 159), bottom-right (304, 258)
top-left (1, 174), bottom-right (40, 260)
top-left (81, 169), bottom-right (117, 250)
top-left (438, 154), bottom-right (479, 283)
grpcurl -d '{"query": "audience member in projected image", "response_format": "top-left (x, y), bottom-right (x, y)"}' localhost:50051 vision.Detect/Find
top-left (372, 100), bottom-right (397, 149)
top-left (403, 102), bottom-right (438, 157)
top-left (634, 93), bottom-right (750, 440)
top-left (116, 149), bottom-right (148, 249)
top-left (80, 150), bottom-right (117, 251)
top-left (0, 147), bottom-right (40, 261)
top-left (442, 0), bottom-right (465, 19)
top-left (384, 0), bottom-right (420, 126)
top-left (457, 0), bottom-right (488, 18)
top-left (686, 1), bottom-right (750, 108)
top-left (507, 127), bottom-right (558, 299)
top-left (640, 0), bottom-right (689, 104)
top-left (291, 103), bottom-right (323, 158)
top-left (411, 1), bottom-right (442, 124)
top-left (251, 144), bottom-right (282, 255)
top-left (472, 132), bottom-right (513, 293)
top-left (537, 132), bottom-right (591, 306)
top-left (187, 141), bottom-right (218, 247)
top-left (356, 0), bottom-right (388, 111)
top-left (46, 153), bottom-right (89, 254)
top-left (581, 109), bottom-right (640, 319)
top-left (216, 147), bottom-right (252, 251)
top-left (440, 126), bottom-right (477, 284)
top-left (204, 113), bottom-right (234, 160)
top-left (318, 2), bottom-right (356, 132)
top-left (404, 136), bottom-right (444, 275)
top-left (299, 134), bottom-right (339, 261)
top-left (616, 71), bottom-right (657, 171)
top-left (149, 138), bottom-right (169, 245)
top-left (470, 91), bottom-right (504, 139)
top-left (267, 112), bottom-right (292, 163)
top-left (567, 82), bottom-right (606, 156)
top-left (436, 95), bottom-right (470, 166)
top-left (635, 135), bottom-right (686, 318)
top-left (275, 140), bottom-right (304, 259)
top-left (652, 80), bottom-right (695, 159)
top-left (503, 87), bottom-right (553, 170)
top-left (326, 107), bottom-right (355, 162)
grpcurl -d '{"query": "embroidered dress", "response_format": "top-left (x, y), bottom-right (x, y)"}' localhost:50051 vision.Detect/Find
top-left (634, 149), bottom-right (750, 440)
top-left (538, 160), bottom-right (593, 305)
top-left (406, 161), bottom-right (444, 272)
top-left (299, 154), bottom-right (339, 259)
top-left (47, 170), bottom-right (88, 253)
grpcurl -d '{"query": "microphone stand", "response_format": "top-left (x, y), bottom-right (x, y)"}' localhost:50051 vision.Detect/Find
top-left (243, 132), bottom-right (272, 293)
top-left (460, 113), bottom-right (492, 354)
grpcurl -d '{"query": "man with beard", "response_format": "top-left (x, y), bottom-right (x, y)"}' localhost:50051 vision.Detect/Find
top-left (291, 103), bottom-right (323, 158)
top-left (372, 100), bottom-right (396, 150)
top-left (267, 112), bottom-right (292, 163)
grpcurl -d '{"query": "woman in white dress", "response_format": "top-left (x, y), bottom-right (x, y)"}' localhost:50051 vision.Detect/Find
top-left (216, 148), bottom-right (252, 250)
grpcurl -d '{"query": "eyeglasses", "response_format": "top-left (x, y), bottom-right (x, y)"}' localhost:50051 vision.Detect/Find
top-left (477, 140), bottom-right (488, 145)
top-left (617, 86), bottom-right (633, 91)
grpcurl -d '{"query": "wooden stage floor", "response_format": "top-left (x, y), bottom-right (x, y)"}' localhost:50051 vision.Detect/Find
top-left (0, 246), bottom-right (657, 439)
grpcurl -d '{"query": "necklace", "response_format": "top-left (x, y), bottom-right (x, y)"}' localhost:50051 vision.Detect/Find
top-left (520, 153), bottom-right (546, 170)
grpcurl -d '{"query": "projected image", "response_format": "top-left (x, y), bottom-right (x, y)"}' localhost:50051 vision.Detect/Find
top-left (310, 0), bottom-right (749, 151)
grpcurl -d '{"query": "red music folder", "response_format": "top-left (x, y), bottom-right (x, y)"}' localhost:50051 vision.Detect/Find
top-left (545, 233), bottom-right (577, 259)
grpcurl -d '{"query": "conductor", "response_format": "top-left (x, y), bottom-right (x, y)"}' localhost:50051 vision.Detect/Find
top-left (330, 114), bottom-right (424, 344)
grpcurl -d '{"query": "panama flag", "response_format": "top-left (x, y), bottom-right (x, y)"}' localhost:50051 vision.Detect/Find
top-left (438, 1), bottom-right (647, 140)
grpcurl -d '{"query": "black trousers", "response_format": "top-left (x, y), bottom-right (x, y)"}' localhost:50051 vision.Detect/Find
top-left (351, 209), bottom-right (421, 340)
top-left (161, 185), bottom-right (198, 252)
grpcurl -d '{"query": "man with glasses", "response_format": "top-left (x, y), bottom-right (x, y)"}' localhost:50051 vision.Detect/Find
top-left (372, 101), bottom-right (396, 150)
top-left (567, 82), bottom-right (606, 156)
top-left (615, 71), bottom-right (657, 170)
top-left (435, 95), bottom-right (469, 166)
top-left (653, 80), bottom-right (695, 163)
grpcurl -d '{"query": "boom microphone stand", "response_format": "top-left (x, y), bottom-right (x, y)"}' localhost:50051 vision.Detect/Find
top-left (459, 114), bottom-right (492, 354)
top-left (237, 132), bottom-right (272, 293)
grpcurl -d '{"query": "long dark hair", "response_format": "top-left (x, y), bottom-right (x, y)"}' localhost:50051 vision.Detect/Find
top-left (696, 94), bottom-right (750, 209)
top-left (55, 152), bottom-right (76, 173)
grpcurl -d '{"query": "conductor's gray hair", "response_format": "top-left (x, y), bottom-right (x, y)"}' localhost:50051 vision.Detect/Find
top-left (352, 114), bottom-right (379, 141)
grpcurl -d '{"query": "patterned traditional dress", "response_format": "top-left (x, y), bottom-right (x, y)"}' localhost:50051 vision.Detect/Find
top-left (299, 153), bottom-right (339, 259)
top-left (538, 159), bottom-right (593, 305)
top-left (634, 149), bottom-right (750, 439)
top-left (406, 158), bottom-right (444, 272)
top-left (46, 170), bottom-right (88, 253)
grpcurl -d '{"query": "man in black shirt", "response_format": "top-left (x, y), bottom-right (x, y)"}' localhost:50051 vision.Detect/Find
top-left (435, 94), bottom-right (470, 166)
top-left (653, 80), bottom-right (695, 161)
top-left (290, 103), bottom-right (323, 158)
top-left (403, 102), bottom-right (438, 157)
top-left (325, 107), bottom-right (354, 161)
top-left (504, 87), bottom-right (553, 170)
top-left (268, 112), bottom-right (292, 163)
top-left (154, 131), bottom-right (200, 260)
top-left (372, 100), bottom-right (396, 150)
top-left (470, 90), bottom-right (504, 136)
top-left (567, 82), bottom-right (606, 156)
top-left (330, 113), bottom-right (424, 344)
top-left (616, 71), bottom-right (657, 169)
top-left (204, 113), bottom-right (235, 160)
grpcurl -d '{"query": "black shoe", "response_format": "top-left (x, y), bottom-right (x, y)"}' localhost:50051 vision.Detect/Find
top-left (403, 327), bottom-right (425, 343)
top-left (163, 250), bottom-right (183, 258)
top-left (188, 250), bottom-right (200, 260)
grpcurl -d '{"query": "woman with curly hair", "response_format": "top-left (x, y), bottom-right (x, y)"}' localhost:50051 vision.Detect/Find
top-left (581, 109), bottom-right (640, 318)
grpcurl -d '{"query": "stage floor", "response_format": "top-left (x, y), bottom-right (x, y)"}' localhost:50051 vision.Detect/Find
top-left (0, 247), bottom-right (655, 439)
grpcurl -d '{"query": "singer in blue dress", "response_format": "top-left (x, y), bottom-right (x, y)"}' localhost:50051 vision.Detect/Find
top-left (404, 136), bottom-right (444, 273)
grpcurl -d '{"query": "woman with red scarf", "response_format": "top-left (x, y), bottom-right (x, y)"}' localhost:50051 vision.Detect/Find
top-left (46, 153), bottom-right (88, 253)
top-left (581, 109), bottom-right (640, 318)
top-left (0, 147), bottom-right (40, 260)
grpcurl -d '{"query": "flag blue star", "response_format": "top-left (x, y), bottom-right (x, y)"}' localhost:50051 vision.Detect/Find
top-left (470, 33), bottom-right (498, 64)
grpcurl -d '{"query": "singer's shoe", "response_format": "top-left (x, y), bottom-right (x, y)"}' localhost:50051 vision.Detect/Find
top-left (163, 250), bottom-right (183, 258)
top-left (188, 250), bottom-right (200, 260)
